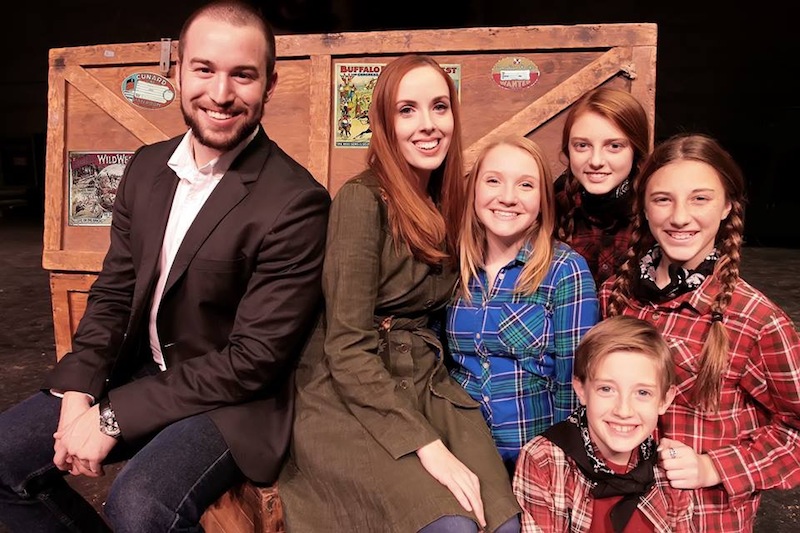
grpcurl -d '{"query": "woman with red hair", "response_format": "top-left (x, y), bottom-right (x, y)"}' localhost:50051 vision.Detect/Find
top-left (279, 54), bottom-right (520, 533)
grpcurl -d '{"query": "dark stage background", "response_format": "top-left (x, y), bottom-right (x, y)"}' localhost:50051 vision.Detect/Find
top-left (2, 0), bottom-right (797, 245)
top-left (0, 2), bottom-right (798, 532)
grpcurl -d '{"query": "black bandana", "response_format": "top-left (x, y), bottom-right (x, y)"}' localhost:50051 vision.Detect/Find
top-left (579, 178), bottom-right (633, 230)
top-left (542, 406), bottom-right (657, 533)
top-left (633, 245), bottom-right (718, 304)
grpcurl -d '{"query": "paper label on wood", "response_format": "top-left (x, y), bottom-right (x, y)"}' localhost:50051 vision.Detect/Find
top-left (68, 152), bottom-right (133, 226)
top-left (491, 57), bottom-right (540, 90)
top-left (121, 72), bottom-right (176, 109)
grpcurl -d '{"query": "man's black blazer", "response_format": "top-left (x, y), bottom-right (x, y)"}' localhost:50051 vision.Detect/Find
top-left (45, 128), bottom-right (331, 483)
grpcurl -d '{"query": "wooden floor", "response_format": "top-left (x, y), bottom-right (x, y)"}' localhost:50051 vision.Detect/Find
top-left (1, 211), bottom-right (798, 532)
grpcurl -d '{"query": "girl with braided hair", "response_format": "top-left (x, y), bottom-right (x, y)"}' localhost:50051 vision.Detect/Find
top-left (555, 87), bottom-right (651, 286)
top-left (600, 133), bottom-right (800, 532)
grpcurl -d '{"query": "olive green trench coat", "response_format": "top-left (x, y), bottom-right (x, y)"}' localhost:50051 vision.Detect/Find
top-left (278, 173), bottom-right (520, 532)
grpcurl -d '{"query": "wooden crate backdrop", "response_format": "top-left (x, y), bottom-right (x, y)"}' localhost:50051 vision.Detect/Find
top-left (44, 23), bottom-right (657, 358)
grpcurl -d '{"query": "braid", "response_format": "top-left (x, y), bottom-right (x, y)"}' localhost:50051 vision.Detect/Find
top-left (617, 132), bottom-right (749, 410)
top-left (607, 259), bottom-right (637, 316)
top-left (607, 190), bottom-right (651, 316)
top-left (607, 248), bottom-right (636, 317)
top-left (715, 209), bottom-right (744, 309)
top-left (693, 205), bottom-right (744, 411)
top-left (557, 175), bottom-right (580, 242)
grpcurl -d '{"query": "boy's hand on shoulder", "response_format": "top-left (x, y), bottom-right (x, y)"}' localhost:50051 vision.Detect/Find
top-left (657, 437), bottom-right (721, 489)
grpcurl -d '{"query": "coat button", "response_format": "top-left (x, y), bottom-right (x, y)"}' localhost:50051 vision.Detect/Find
top-left (424, 299), bottom-right (435, 308)
top-left (400, 379), bottom-right (409, 389)
top-left (397, 343), bottom-right (409, 353)
top-left (652, 311), bottom-right (661, 320)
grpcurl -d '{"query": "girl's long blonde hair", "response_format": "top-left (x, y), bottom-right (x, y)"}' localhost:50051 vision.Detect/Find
top-left (459, 136), bottom-right (556, 301)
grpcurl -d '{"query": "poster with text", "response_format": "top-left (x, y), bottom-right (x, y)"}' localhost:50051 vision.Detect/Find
top-left (333, 63), bottom-right (461, 148)
top-left (68, 151), bottom-right (133, 226)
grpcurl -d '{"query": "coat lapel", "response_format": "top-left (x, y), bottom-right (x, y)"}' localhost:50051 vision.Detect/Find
top-left (133, 164), bottom-right (179, 308)
top-left (162, 130), bottom-right (272, 296)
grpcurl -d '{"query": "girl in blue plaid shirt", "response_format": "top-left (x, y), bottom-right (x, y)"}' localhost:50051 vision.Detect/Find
top-left (447, 136), bottom-right (599, 474)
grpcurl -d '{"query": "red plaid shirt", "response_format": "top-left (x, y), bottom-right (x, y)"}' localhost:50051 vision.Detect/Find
top-left (599, 275), bottom-right (800, 532)
top-left (513, 435), bottom-right (695, 532)
top-left (556, 189), bottom-right (633, 287)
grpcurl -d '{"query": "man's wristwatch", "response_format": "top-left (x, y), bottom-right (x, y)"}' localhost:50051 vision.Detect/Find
top-left (98, 398), bottom-right (121, 439)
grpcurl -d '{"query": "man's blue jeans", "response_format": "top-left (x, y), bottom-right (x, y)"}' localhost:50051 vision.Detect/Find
top-left (0, 392), bottom-right (244, 532)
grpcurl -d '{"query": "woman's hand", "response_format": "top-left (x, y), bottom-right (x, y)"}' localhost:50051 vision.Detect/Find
top-left (417, 439), bottom-right (486, 528)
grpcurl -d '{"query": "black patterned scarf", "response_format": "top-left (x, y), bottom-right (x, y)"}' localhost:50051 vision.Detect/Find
top-left (541, 406), bottom-right (657, 533)
top-left (579, 178), bottom-right (633, 230)
top-left (633, 245), bottom-right (718, 304)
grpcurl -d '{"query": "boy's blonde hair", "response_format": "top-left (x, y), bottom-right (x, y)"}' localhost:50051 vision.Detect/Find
top-left (574, 316), bottom-right (675, 399)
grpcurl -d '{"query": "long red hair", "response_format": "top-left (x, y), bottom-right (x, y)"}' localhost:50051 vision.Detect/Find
top-left (366, 54), bottom-right (466, 264)
top-left (556, 88), bottom-right (650, 242)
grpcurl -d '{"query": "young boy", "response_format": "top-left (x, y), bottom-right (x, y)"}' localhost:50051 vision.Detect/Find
top-left (512, 315), bottom-right (695, 532)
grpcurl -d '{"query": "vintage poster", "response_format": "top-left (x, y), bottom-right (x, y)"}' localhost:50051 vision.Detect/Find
top-left (333, 62), bottom-right (461, 148)
top-left (440, 64), bottom-right (462, 99)
top-left (68, 151), bottom-right (133, 226)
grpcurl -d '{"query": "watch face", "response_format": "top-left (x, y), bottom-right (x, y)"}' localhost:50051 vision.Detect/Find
top-left (100, 407), bottom-right (121, 437)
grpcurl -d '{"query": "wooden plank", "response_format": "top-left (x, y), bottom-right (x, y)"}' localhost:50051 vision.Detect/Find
top-left (269, 24), bottom-right (657, 57)
top-left (199, 511), bottom-right (226, 533)
top-left (52, 41), bottom-right (178, 69)
top-left (630, 44), bottom-right (658, 149)
top-left (201, 491), bottom-right (255, 533)
top-left (200, 482), bottom-right (284, 533)
top-left (63, 65), bottom-right (170, 144)
top-left (250, 485), bottom-right (284, 532)
top-left (307, 55), bottom-right (332, 188)
top-left (43, 250), bottom-right (106, 272)
top-left (464, 47), bottom-right (631, 167)
top-left (262, 60), bottom-right (312, 166)
top-left (44, 63), bottom-right (66, 261)
top-left (50, 274), bottom-right (72, 361)
top-left (49, 24), bottom-right (657, 65)
top-left (50, 273), bottom-right (95, 359)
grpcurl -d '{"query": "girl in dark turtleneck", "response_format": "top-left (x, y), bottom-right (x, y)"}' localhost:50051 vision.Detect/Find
top-left (555, 87), bottom-right (651, 286)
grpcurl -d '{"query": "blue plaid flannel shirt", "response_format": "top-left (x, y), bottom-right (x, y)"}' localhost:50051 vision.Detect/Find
top-left (446, 240), bottom-right (599, 464)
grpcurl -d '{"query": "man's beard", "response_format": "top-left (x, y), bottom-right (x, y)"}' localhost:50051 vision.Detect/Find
top-left (181, 100), bottom-right (263, 152)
